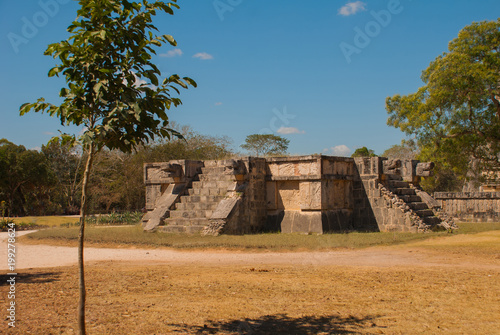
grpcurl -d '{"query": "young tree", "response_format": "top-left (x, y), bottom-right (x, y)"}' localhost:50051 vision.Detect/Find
top-left (351, 146), bottom-right (376, 157)
top-left (20, 1), bottom-right (195, 333)
top-left (386, 20), bottom-right (500, 186)
top-left (240, 134), bottom-right (290, 157)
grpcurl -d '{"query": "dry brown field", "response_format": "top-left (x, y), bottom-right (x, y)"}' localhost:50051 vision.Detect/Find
top-left (1, 230), bottom-right (499, 334)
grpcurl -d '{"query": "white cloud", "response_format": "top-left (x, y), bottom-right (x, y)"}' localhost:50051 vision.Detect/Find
top-left (43, 131), bottom-right (56, 136)
top-left (122, 71), bottom-right (148, 87)
top-left (160, 48), bottom-right (183, 58)
top-left (193, 52), bottom-right (214, 60)
top-left (324, 145), bottom-right (351, 157)
top-left (338, 1), bottom-right (366, 16)
top-left (134, 74), bottom-right (147, 87)
top-left (214, 102), bottom-right (223, 106)
top-left (277, 127), bottom-right (305, 135)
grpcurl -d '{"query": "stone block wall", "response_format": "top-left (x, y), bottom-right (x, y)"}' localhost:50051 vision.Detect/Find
top-left (352, 157), bottom-right (383, 231)
top-left (359, 181), bottom-right (421, 232)
top-left (265, 155), bottom-right (360, 233)
top-left (353, 157), bottom-right (431, 232)
top-left (434, 192), bottom-right (500, 222)
top-left (219, 157), bottom-right (268, 234)
top-left (144, 160), bottom-right (203, 211)
top-left (144, 155), bottom-right (450, 234)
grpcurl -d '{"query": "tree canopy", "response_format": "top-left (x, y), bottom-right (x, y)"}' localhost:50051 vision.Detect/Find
top-left (351, 146), bottom-right (376, 158)
top-left (386, 19), bottom-right (500, 185)
top-left (381, 140), bottom-right (418, 160)
top-left (0, 139), bottom-right (54, 216)
top-left (20, 0), bottom-right (195, 152)
top-left (19, 1), bottom-right (195, 333)
top-left (240, 134), bottom-right (290, 157)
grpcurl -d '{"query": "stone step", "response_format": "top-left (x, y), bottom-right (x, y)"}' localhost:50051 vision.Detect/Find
top-left (163, 217), bottom-right (208, 226)
top-left (191, 181), bottom-right (232, 189)
top-left (187, 187), bottom-right (228, 196)
top-left (158, 224), bottom-right (207, 234)
top-left (385, 174), bottom-right (403, 180)
top-left (409, 202), bottom-right (429, 211)
top-left (423, 216), bottom-right (442, 226)
top-left (386, 180), bottom-right (409, 188)
top-left (180, 195), bottom-right (225, 203)
top-left (415, 209), bottom-right (434, 217)
top-left (394, 188), bottom-right (416, 196)
top-left (201, 166), bottom-right (225, 174)
top-left (175, 201), bottom-right (220, 211)
top-left (198, 174), bottom-right (235, 182)
top-left (399, 195), bottom-right (422, 203)
top-left (188, 186), bottom-right (229, 196)
top-left (169, 209), bottom-right (213, 219)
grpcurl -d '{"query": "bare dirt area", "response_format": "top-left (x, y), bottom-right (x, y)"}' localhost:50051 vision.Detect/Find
top-left (1, 231), bottom-right (499, 334)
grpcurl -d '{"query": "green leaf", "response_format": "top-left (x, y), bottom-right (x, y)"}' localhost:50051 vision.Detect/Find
top-left (48, 67), bottom-right (60, 77)
top-left (183, 77), bottom-right (197, 88)
top-left (164, 34), bottom-right (177, 46)
top-left (19, 103), bottom-right (32, 115)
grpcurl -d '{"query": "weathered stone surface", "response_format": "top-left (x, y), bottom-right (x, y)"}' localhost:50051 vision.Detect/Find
top-left (266, 181), bottom-right (277, 210)
top-left (143, 183), bottom-right (187, 231)
top-left (143, 156), bottom-right (462, 235)
top-left (277, 181), bottom-right (301, 210)
top-left (416, 162), bottom-right (434, 177)
top-left (434, 192), bottom-right (500, 222)
top-left (300, 181), bottom-right (321, 210)
top-left (280, 211), bottom-right (323, 234)
top-left (211, 196), bottom-right (240, 220)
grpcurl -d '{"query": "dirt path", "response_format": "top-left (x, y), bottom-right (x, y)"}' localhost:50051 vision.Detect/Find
top-left (1, 231), bottom-right (498, 271)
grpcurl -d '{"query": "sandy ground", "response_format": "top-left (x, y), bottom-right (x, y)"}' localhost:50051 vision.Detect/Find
top-left (1, 231), bottom-right (498, 271)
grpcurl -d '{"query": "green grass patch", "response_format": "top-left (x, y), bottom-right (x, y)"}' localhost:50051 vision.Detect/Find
top-left (11, 216), bottom-right (80, 228)
top-left (9, 212), bottom-right (143, 228)
top-left (86, 212), bottom-right (143, 225)
top-left (21, 221), bottom-right (500, 251)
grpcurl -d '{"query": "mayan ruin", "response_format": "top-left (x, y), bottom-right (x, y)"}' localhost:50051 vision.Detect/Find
top-left (142, 155), bottom-right (461, 235)
top-left (3, 2), bottom-right (500, 333)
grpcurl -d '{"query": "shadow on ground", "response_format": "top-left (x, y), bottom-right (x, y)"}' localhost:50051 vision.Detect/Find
top-left (172, 313), bottom-right (384, 334)
top-left (0, 272), bottom-right (61, 286)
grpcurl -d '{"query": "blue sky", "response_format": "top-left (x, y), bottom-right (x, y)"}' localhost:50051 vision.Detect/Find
top-left (1, 1), bottom-right (499, 156)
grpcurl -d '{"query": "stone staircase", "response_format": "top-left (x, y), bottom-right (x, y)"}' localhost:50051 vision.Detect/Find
top-left (382, 175), bottom-right (442, 229)
top-left (158, 161), bottom-right (235, 234)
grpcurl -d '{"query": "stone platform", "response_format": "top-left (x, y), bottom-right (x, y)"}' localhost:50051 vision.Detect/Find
top-left (142, 155), bottom-right (453, 235)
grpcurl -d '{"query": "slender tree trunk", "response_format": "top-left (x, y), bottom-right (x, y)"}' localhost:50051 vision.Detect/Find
top-left (78, 143), bottom-right (95, 335)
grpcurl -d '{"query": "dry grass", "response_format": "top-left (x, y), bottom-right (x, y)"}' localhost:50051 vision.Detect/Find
top-left (405, 230), bottom-right (500, 259)
top-left (4, 222), bottom-right (500, 333)
top-left (1, 262), bottom-right (499, 334)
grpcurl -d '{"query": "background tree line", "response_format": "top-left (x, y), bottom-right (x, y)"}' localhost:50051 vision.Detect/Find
top-left (0, 126), bottom-right (233, 217)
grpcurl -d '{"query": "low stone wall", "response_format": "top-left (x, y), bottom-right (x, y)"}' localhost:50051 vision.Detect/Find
top-left (434, 192), bottom-right (500, 222)
top-left (144, 155), bottom-right (447, 234)
top-left (265, 155), bottom-right (359, 233)
top-left (353, 158), bottom-right (421, 232)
